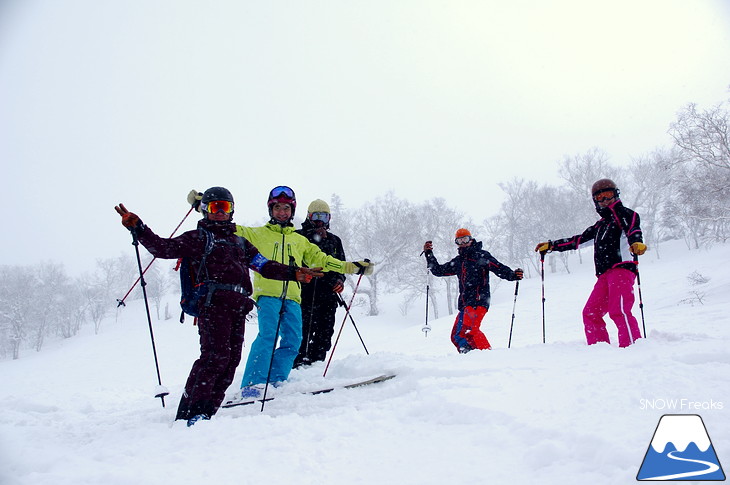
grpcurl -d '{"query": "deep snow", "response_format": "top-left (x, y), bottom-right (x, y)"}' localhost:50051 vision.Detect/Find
top-left (1, 239), bottom-right (728, 485)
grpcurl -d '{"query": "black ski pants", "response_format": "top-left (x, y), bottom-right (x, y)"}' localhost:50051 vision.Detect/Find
top-left (176, 292), bottom-right (252, 421)
top-left (293, 290), bottom-right (339, 368)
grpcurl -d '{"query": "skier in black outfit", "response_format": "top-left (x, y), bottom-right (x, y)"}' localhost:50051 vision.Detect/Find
top-left (293, 199), bottom-right (347, 368)
top-left (423, 228), bottom-right (523, 353)
top-left (535, 178), bottom-right (647, 348)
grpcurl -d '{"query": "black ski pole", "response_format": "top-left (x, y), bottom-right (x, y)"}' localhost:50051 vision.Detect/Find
top-left (423, 282), bottom-right (431, 337)
top-left (117, 206), bottom-right (194, 307)
top-left (634, 254), bottom-right (646, 338)
top-left (130, 228), bottom-right (169, 408)
top-left (336, 293), bottom-right (369, 355)
top-left (324, 259), bottom-right (369, 377)
top-left (300, 278), bottom-right (318, 366)
top-left (261, 255), bottom-right (294, 412)
top-left (421, 242), bottom-right (432, 337)
top-left (507, 280), bottom-right (520, 348)
top-left (540, 251), bottom-right (546, 344)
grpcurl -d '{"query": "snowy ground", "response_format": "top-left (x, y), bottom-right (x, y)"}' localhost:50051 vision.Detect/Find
top-left (1, 239), bottom-right (728, 485)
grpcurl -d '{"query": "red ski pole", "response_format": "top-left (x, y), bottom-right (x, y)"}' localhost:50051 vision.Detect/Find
top-left (117, 206), bottom-right (194, 307)
top-left (323, 260), bottom-right (369, 377)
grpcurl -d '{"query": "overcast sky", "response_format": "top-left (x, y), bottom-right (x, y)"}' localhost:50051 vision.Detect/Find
top-left (1, 0), bottom-right (729, 274)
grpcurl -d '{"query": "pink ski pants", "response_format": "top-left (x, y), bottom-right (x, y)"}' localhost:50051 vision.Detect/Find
top-left (582, 268), bottom-right (642, 348)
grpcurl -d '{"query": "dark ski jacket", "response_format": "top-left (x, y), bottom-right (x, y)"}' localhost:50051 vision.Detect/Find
top-left (425, 240), bottom-right (520, 311)
top-left (137, 218), bottom-right (296, 308)
top-left (296, 219), bottom-right (346, 299)
top-left (550, 199), bottom-right (643, 276)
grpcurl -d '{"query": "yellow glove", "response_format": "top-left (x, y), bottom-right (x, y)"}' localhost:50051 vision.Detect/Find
top-left (344, 260), bottom-right (374, 275)
top-left (535, 241), bottom-right (552, 253)
top-left (187, 190), bottom-right (203, 212)
top-left (630, 242), bottom-right (647, 256)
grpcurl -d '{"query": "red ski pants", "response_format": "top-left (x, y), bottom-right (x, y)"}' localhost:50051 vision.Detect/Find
top-left (451, 306), bottom-right (491, 352)
top-left (582, 268), bottom-right (642, 348)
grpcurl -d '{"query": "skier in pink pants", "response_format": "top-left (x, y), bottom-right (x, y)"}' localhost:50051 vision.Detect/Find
top-left (535, 179), bottom-right (647, 348)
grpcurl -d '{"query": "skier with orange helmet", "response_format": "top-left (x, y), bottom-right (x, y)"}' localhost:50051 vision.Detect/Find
top-left (423, 228), bottom-right (523, 353)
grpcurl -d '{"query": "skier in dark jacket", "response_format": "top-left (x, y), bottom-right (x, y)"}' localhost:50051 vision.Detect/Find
top-left (535, 178), bottom-right (647, 348)
top-left (293, 199), bottom-right (347, 368)
top-left (115, 187), bottom-right (321, 427)
top-left (423, 228), bottom-right (523, 353)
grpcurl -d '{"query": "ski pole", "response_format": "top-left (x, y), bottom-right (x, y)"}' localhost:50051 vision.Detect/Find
top-left (507, 280), bottom-right (520, 348)
top-left (421, 242), bottom-right (432, 337)
top-left (323, 259), bottom-right (369, 377)
top-left (634, 254), bottom-right (646, 338)
top-left (423, 282), bottom-right (431, 337)
top-left (299, 278), bottom-right (318, 366)
top-left (129, 228), bottom-right (169, 408)
top-left (117, 206), bottom-right (194, 307)
top-left (540, 251), bottom-right (546, 344)
top-left (336, 293), bottom-right (369, 355)
top-left (261, 256), bottom-right (294, 412)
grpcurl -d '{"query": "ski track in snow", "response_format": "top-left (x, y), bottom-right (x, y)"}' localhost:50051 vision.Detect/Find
top-left (0, 240), bottom-right (728, 485)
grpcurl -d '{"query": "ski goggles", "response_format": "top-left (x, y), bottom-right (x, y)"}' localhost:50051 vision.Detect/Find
top-left (592, 189), bottom-right (617, 203)
top-left (202, 200), bottom-right (234, 214)
top-left (309, 212), bottom-right (331, 223)
top-left (270, 186), bottom-right (295, 199)
top-left (455, 235), bottom-right (472, 245)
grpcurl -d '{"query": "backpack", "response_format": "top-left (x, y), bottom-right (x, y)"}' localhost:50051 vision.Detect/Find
top-left (175, 228), bottom-right (215, 323)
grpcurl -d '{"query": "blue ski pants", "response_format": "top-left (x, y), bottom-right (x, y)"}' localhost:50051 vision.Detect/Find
top-left (241, 296), bottom-right (302, 387)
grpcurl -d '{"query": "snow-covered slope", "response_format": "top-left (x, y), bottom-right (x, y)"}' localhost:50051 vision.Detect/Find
top-left (1, 240), bottom-right (728, 485)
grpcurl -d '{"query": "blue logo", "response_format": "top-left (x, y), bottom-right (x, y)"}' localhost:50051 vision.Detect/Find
top-left (637, 414), bottom-right (725, 481)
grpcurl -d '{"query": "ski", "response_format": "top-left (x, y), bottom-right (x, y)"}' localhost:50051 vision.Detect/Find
top-left (221, 374), bottom-right (396, 409)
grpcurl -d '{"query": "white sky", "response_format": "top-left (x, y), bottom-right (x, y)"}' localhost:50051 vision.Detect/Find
top-left (1, 0), bottom-right (729, 273)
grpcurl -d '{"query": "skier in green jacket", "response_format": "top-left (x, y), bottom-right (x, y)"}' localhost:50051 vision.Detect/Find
top-left (192, 186), bottom-right (373, 400)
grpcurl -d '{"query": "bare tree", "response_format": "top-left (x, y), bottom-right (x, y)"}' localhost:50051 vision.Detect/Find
top-left (0, 265), bottom-right (37, 359)
top-left (625, 148), bottom-right (677, 257)
top-left (348, 192), bottom-right (418, 315)
top-left (143, 258), bottom-right (172, 320)
top-left (668, 101), bottom-right (730, 245)
top-left (31, 262), bottom-right (72, 352)
top-left (669, 101), bottom-right (730, 173)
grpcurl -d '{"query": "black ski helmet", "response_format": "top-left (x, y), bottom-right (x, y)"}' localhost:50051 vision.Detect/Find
top-left (201, 186), bottom-right (234, 216)
top-left (267, 186), bottom-right (296, 221)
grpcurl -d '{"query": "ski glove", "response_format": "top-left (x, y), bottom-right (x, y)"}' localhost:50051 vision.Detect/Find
top-left (630, 242), bottom-right (647, 256)
top-left (422, 241), bottom-right (433, 253)
top-left (114, 204), bottom-right (142, 230)
top-left (344, 260), bottom-right (374, 275)
top-left (187, 190), bottom-right (203, 212)
top-left (296, 267), bottom-right (324, 283)
top-left (535, 241), bottom-right (552, 253)
top-left (332, 281), bottom-right (345, 293)
top-left (514, 268), bottom-right (524, 280)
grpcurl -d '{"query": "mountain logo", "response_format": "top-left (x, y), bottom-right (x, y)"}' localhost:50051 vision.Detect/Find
top-left (637, 414), bottom-right (726, 481)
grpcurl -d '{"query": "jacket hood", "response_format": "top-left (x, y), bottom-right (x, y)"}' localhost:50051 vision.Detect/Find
top-left (595, 198), bottom-right (622, 218)
top-left (198, 218), bottom-right (237, 236)
top-left (458, 239), bottom-right (483, 256)
top-left (265, 222), bottom-right (295, 235)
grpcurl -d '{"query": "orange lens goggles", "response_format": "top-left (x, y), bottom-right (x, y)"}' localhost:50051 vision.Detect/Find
top-left (593, 190), bottom-right (616, 202)
top-left (204, 200), bottom-right (233, 214)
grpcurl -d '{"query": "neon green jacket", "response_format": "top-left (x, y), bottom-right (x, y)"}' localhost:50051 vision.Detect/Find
top-left (236, 223), bottom-right (349, 304)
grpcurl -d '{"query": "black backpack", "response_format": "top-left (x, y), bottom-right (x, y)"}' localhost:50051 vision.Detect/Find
top-left (176, 228), bottom-right (215, 323)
